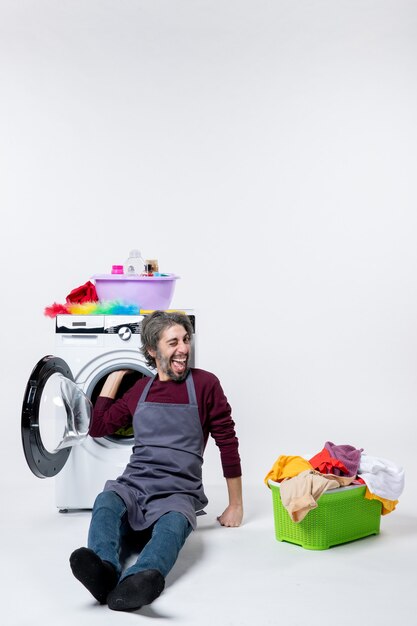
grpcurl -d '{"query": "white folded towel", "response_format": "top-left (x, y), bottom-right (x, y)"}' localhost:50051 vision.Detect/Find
top-left (358, 454), bottom-right (405, 500)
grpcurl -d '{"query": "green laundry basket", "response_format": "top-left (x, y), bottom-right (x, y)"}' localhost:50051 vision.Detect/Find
top-left (269, 480), bottom-right (382, 550)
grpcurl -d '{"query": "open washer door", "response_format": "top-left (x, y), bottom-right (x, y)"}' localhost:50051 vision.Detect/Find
top-left (21, 356), bottom-right (91, 478)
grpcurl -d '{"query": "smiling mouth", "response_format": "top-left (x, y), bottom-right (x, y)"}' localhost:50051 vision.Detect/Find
top-left (171, 356), bottom-right (187, 374)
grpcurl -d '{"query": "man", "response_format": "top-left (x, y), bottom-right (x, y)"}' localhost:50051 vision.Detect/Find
top-left (70, 310), bottom-right (243, 612)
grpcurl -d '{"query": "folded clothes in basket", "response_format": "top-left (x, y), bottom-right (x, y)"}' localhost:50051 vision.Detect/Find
top-left (265, 442), bottom-right (404, 521)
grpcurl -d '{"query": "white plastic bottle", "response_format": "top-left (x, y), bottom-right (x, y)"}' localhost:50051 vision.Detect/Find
top-left (124, 249), bottom-right (145, 275)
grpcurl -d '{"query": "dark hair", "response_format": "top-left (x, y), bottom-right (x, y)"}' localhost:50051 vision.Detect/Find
top-left (140, 311), bottom-right (193, 368)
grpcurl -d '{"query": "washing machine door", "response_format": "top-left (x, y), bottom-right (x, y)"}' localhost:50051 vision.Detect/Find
top-left (21, 356), bottom-right (91, 478)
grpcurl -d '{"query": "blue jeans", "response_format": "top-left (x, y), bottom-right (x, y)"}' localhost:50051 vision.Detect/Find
top-left (88, 491), bottom-right (192, 581)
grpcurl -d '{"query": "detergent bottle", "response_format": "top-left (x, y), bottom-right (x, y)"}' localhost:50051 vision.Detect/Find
top-left (124, 249), bottom-right (145, 275)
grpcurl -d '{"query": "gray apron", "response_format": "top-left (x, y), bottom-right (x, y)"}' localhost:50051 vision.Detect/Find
top-left (104, 370), bottom-right (208, 530)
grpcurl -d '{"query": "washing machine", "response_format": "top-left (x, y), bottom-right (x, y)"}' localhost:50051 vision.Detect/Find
top-left (21, 312), bottom-right (196, 512)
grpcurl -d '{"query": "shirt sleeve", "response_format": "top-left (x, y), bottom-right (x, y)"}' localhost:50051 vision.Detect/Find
top-left (205, 376), bottom-right (242, 479)
top-left (88, 385), bottom-right (136, 437)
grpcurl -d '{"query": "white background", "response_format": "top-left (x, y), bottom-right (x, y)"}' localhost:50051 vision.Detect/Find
top-left (1, 0), bottom-right (416, 500)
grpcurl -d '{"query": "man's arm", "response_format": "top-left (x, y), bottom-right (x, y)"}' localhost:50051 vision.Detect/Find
top-left (99, 370), bottom-right (131, 398)
top-left (89, 370), bottom-right (133, 437)
top-left (217, 476), bottom-right (243, 527)
top-left (198, 371), bottom-right (243, 526)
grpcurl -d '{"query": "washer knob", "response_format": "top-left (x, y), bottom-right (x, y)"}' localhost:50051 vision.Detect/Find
top-left (118, 326), bottom-right (132, 341)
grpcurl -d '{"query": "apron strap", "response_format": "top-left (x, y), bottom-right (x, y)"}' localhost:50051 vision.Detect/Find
top-left (185, 371), bottom-right (197, 406)
top-left (138, 375), bottom-right (155, 404)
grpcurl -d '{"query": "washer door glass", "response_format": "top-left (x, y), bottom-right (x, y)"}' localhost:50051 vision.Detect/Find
top-left (41, 374), bottom-right (90, 452)
top-left (22, 356), bottom-right (91, 478)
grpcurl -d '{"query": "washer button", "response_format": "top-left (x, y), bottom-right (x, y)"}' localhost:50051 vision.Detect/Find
top-left (118, 326), bottom-right (132, 341)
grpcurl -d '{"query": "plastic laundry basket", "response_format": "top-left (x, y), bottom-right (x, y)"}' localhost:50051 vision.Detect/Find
top-left (92, 274), bottom-right (179, 310)
top-left (269, 480), bottom-right (382, 550)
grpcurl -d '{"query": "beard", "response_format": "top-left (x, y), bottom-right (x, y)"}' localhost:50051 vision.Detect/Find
top-left (156, 350), bottom-right (190, 382)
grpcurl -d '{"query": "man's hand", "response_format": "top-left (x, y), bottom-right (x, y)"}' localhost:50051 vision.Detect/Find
top-left (217, 503), bottom-right (243, 527)
top-left (217, 476), bottom-right (243, 527)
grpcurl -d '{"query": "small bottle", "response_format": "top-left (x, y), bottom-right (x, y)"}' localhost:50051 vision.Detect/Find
top-left (111, 265), bottom-right (124, 274)
top-left (124, 249), bottom-right (145, 275)
top-left (141, 263), bottom-right (154, 277)
top-left (146, 259), bottom-right (159, 273)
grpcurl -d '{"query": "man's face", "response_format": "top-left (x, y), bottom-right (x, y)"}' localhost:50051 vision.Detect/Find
top-left (150, 323), bottom-right (191, 382)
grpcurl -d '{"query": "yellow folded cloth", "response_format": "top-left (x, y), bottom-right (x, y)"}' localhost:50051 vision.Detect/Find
top-left (364, 487), bottom-right (398, 515)
top-left (264, 455), bottom-right (313, 485)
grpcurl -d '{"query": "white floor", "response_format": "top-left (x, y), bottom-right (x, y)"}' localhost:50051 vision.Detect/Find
top-left (2, 472), bottom-right (416, 626)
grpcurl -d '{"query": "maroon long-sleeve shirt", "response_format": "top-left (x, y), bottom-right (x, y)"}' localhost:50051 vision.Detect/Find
top-left (90, 368), bottom-right (242, 479)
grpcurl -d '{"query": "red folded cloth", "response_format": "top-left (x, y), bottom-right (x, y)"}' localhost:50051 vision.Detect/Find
top-left (66, 281), bottom-right (98, 304)
top-left (309, 448), bottom-right (349, 476)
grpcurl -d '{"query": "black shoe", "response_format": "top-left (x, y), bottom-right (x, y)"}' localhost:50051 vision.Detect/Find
top-left (107, 569), bottom-right (165, 612)
top-left (69, 547), bottom-right (118, 604)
